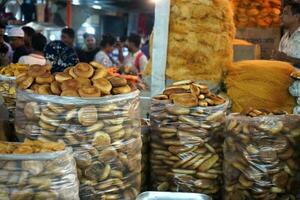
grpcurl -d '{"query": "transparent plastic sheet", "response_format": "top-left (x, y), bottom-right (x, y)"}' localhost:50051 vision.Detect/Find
top-left (224, 114), bottom-right (300, 200)
top-left (141, 119), bottom-right (150, 191)
top-left (149, 98), bottom-right (229, 199)
top-left (0, 147), bottom-right (79, 200)
top-left (0, 75), bottom-right (16, 121)
top-left (15, 89), bottom-right (142, 200)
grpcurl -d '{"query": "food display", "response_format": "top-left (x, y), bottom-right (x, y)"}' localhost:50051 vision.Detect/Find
top-left (150, 81), bottom-right (228, 198)
top-left (15, 65), bottom-right (142, 200)
top-left (232, 0), bottom-right (281, 28)
top-left (289, 71), bottom-right (300, 114)
top-left (0, 63), bottom-right (29, 121)
top-left (0, 140), bottom-right (79, 200)
top-left (224, 111), bottom-right (300, 199)
top-left (226, 60), bottom-right (296, 114)
top-left (141, 119), bottom-right (150, 191)
top-left (16, 62), bottom-right (132, 97)
top-left (144, 0), bottom-right (235, 84)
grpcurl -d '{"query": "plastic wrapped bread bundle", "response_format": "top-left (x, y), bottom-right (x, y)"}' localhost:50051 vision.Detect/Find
top-left (224, 112), bottom-right (300, 200)
top-left (0, 75), bottom-right (16, 121)
top-left (0, 140), bottom-right (79, 200)
top-left (15, 89), bottom-right (142, 200)
top-left (149, 81), bottom-right (228, 198)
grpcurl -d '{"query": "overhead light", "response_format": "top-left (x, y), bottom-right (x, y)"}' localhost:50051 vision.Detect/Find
top-left (92, 5), bottom-right (102, 10)
top-left (49, 34), bottom-right (56, 41)
top-left (72, 0), bottom-right (80, 5)
top-left (150, 0), bottom-right (159, 3)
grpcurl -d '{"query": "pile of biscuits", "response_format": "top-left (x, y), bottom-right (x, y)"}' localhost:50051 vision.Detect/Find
top-left (15, 89), bottom-right (142, 199)
top-left (232, 0), bottom-right (281, 28)
top-left (224, 114), bottom-right (300, 199)
top-left (150, 81), bottom-right (228, 197)
top-left (0, 63), bottom-right (29, 121)
top-left (154, 80), bottom-right (225, 108)
top-left (0, 63), bottom-right (29, 77)
top-left (0, 139), bottom-right (64, 154)
top-left (16, 62), bottom-right (132, 97)
top-left (0, 142), bottom-right (79, 200)
top-left (244, 108), bottom-right (288, 117)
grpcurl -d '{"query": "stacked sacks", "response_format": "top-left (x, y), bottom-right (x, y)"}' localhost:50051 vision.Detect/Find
top-left (225, 60), bottom-right (295, 113)
top-left (0, 140), bottom-right (79, 200)
top-left (144, 0), bottom-right (235, 84)
top-left (15, 63), bottom-right (142, 200)
top-left (232, 0), bottom-right (281, 28)
top-left (289, 71), bottom-right (300, 114)
top-left (150, 80), bottom-right (228, 198)
top-left (224, 109), bottom-right (300, 199)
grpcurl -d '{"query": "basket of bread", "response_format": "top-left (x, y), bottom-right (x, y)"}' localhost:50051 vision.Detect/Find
top-left (224, 109), bottom-right (300, 199)
top-left (0, 63), bottom-right (29, 121)
top-left (15, 62), bottom-right (142, 200)
top-left (150, 80), bottom-right (228, 198)
top-left (0, 140), bottom-right (79, 200)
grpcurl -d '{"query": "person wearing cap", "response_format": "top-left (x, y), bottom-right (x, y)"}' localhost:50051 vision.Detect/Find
top-left (18, 33), bottom-right (47, 65)
top-left (8, 27), bottom-right (29, 63)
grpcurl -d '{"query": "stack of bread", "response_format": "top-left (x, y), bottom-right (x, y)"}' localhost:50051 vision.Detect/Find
top-left (232, 0), bottom-right (281, 28)
top-left (0, 63), bottom-right (29, 121)
top-left (150, 80), bottom-right (228, 198)
top-left (15, 62), bottom-right (142, 199)
top-left (226, 60), bottom-right (296, 114)
top-left (144, 0), bottom-right (235, 84)
top-left (16, 62), bottom-right (132, 97)
top-left (0, 140), bottom-right (79, 200)
top-left (289, 71), bottom-right (300, 114)
top-left (224, 111), bottom-right (300, 199)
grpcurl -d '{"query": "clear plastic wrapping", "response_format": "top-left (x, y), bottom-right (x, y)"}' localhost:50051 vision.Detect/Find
top-left (150, 98), bottom-right (228, 198)
top-left (0, 147), bottom-right (79, 200)
top-left (224, 114), bottom-right (300, 200)
top-left (15, 89), bottom-right (142, 200)
top-left (141, 119), bottom-right (150, 191)
top-left (0, 75), bottom-right (16, 121)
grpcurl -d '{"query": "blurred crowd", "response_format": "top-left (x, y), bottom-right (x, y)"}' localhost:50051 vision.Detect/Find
top-left (0, 24), bottom-right (149, 77)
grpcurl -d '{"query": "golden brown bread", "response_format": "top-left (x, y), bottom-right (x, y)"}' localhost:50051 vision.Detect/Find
top-left (61, 90), bottom-right (79, 97)
top-left (36, 84), bottom-right (51, 95)
top-left (76, 77), bottom-right (92, 87)
top-left (28, 65), bottom-right (48, 77)
top-left (55, 72), bottom-right (73, 83)
top-left (108, 77), bottom-right (127, 87)
top-left (16, 73), bottom-right (34, 89)
top-left (61, 79), bottom-right (80, 91)
top-left (78, 86), bottom-right (101, 97)
top-left (35, 72), bottom-right (54, 84)
top-left (93, 78), bottom-right (112, 95)
top-left (112, 85), bottom-right (132, 95)
top-left (73, 63), bottom-right (94, 78)
top-left (50, 81), bottom-right (61, 95)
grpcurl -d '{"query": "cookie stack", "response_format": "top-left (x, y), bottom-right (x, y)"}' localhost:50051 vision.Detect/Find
top-left (0, 140), bottom-right (79, 200)
top-left (289, 71), bottom-right (300, 114)
top-left (16, 62), bottom-right (132, 97)
top-left (224, 112), bottom-right (300, 200)
top-left (0, 63), bottom-right (29, 121)
top-left (150, 81), bottom-right (228, 198)
top-left (15, 63), bottom-right (142, 199)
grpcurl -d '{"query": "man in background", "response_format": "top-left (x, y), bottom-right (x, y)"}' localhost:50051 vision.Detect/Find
top-left (273, 2), bottom-right (300, 67)
top-left (0, 24), bottom-right (12, 66)
top-left (18, 33), bottom-right (47, 65)
top-left (8, 27), bottom-right (29, 63)
top-left (61, 27), bottom-right (75, 48)
top-left (123, 33), bottom-right (148, 75)
top-left (22, 26), bottom-right (35, 52)
top-left (77, 33), bottom-right (99, 62)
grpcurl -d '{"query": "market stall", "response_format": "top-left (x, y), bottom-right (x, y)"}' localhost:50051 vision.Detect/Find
top-left (0, 0), bottom-right (300, 199)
